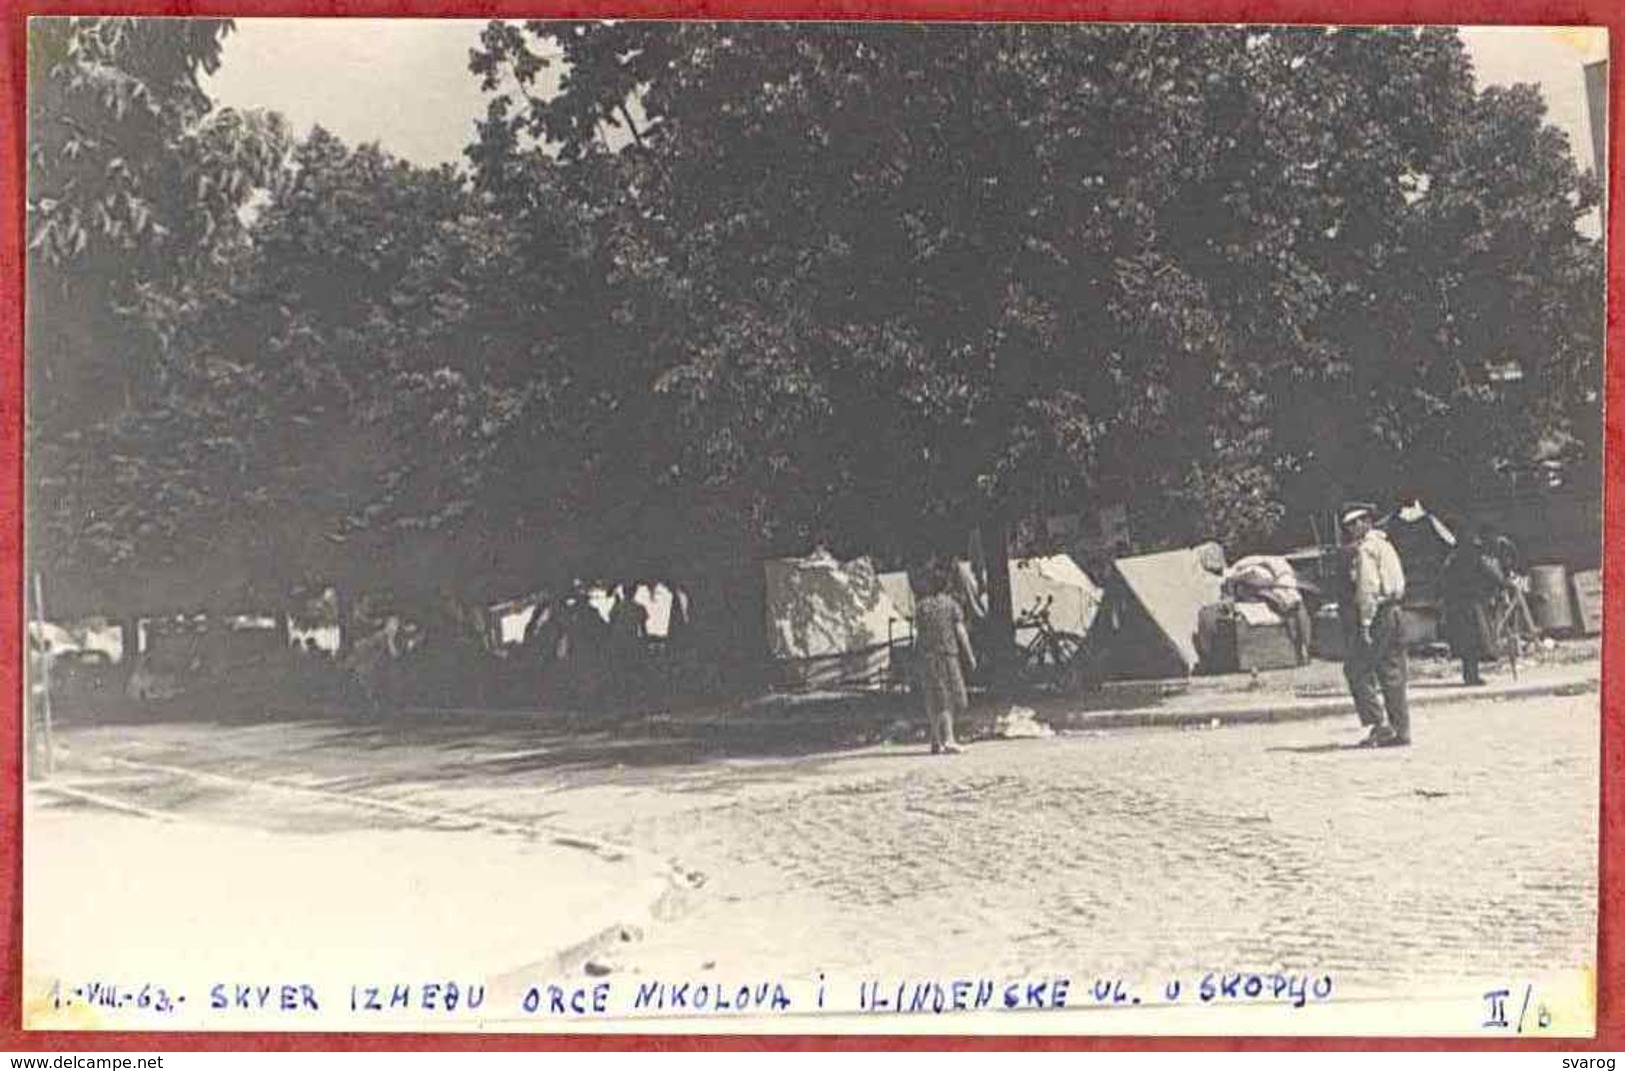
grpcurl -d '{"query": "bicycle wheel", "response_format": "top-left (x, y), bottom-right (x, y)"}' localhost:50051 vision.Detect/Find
top-left (1020, 634), bottom-right (1049, 675)
top-left (1043, 634), bottom-right (1084, 692)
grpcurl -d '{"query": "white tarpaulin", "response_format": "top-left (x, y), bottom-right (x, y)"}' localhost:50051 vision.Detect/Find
top-left (765, 552), bottom-right (910, 690)
top-left (1010, 554), bottom-right (1104, 637)
top-left (882, 555), bottom-right (1101, 638)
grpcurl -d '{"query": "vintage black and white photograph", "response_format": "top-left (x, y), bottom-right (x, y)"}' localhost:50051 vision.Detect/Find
top-left (23, 17), bottom-right (1608, 1034)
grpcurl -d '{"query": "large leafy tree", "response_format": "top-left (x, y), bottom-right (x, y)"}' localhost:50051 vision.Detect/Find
top-left (29, 18), bottom-right (1603, 655)
top-left (1217, 31), bottom-right (1606, 520)
top-left (459, 22), bottom-right (1602, 669)
top-left (469, 25), bottom-right (1226, 563)
top-left (27, 18), bottom-right (291, 612)
top-left (170, 127), bottom-right (540, 608)
top-left (467, 22), bottom-right (1603, 557)
top-left (1362, 81), bottom-right (1604, 500)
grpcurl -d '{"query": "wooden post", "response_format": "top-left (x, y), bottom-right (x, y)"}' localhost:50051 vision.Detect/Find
top-left (31, 574), bottom-right (55, 779)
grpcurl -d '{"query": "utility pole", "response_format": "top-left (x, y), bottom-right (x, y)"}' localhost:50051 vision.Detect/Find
top-left (30, 573), bottom-right (56, 779)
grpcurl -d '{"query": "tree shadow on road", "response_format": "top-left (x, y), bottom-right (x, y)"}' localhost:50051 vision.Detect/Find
top-left (66, 684), bottom-right (986, 781)
top-left (291, 712), bottom-right (927, 782)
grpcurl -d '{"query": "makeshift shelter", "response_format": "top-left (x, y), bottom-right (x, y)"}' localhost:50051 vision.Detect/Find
top-left (1098, 544), bottom-right (1226, 679)
top-left (765, 553), bottom-right (910, 690)
top-left (27, 621), bottom-right (77, 656)
top-left (883, 555), bottom-right (1101, 636)
top-left (878, 572), bottom-right (916, 620)
top-left (877, 572), bottom-right (917, 640)
top-left (1010, 554), bottom-right (1103, 638)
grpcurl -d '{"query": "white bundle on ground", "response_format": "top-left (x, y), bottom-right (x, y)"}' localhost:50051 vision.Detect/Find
top-left (996, 705), bottom-right (1054, 739)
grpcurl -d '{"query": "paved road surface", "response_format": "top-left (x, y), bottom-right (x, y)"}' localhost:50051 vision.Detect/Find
top-left (555, 693), bottom-right (1599, 999)
top-left (41, 688), bottom-right (1599, 1018)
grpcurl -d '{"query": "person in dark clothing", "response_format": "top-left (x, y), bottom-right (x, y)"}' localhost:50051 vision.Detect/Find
top-left (560, 584), bottom-right (610, 707)
top-left (607, 582), bottom-right (651, 703)
top-left (608, 583), bottom-right (650, 644)
top-left (1441, 527), bottom-right (1507, 686)
top-left (1379, 492), bottom-right (1456, 607)
top-left (347, 615), bottom-right (403, 712)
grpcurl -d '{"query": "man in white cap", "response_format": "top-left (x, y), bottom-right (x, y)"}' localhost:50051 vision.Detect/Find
top-left (1341, 503), bottom-right (1411, 747)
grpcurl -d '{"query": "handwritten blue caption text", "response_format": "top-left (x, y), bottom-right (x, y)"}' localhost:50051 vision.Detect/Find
top-left (49, 972), bottom-right (1336, 1018)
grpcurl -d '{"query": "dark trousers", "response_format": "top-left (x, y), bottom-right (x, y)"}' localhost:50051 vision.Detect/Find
top-left (1342, 603), bottom-right (1410, 739)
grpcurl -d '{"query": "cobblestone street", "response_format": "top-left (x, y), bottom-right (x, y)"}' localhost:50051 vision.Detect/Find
top-left (553, 692), bottom-right (1600, 1002)
top-left (39, 683), bottom-right (1600, 1023)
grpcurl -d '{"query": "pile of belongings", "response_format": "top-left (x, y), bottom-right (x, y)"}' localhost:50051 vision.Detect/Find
top-left (1224, 555), bottom-right (1306, 616)
top-left (1218, 554), bottom-right (1313, 668)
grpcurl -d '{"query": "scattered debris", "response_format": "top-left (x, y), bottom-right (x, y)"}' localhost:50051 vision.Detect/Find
top-left (583, 957), bottom-right (618, 977)
top-left (701, 960), bottom-right (717, 971)
top-left (995, 705), bottom-right (1054, 739)
top-left (619, 926), bottom-right (643, 943)
top-left (1414, 789), bottom-right (1450, 800)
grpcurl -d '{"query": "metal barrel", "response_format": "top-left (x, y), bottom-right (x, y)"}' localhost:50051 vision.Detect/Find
top-left (1528, 564), bottom-right (1575, 633)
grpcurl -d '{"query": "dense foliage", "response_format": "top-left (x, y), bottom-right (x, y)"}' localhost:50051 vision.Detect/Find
top-left (464, 23), bottom-right (1604, 558)
top-left (28, 18), bottom-right (291, 606)
top-left (27, 20), bottom-right (1606, 620)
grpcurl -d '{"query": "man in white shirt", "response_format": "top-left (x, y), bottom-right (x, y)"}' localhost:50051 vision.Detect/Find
top-left (1341, 504), bottom-right (1411, 747)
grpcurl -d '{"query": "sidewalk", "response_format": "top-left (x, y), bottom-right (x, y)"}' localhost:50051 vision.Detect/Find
top-left (1030, 656), bottom-right (1600, 732)
top-left (24, 781), bottom-right (684, 1028)
top-left (639, 647), bottom-right (1601, 743)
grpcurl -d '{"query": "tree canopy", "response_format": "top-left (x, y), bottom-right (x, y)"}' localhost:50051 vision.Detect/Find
top-left (26, 20), bottom-right (1607, 619)
top-left (463, 23), bottom-right (1603, 558)
top-left (27, 18), bottom-right (292, 610)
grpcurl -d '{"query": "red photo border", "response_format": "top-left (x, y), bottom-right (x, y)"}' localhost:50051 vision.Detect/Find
top-left (0, 0), bottom-right (1618, 1052)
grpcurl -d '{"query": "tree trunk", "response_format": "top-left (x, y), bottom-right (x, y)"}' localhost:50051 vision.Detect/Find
top-left (978, 515), bottom-right (1016, 691)
top-left (119, 617), bottom-right (141, 668)
top-left (207, 605), bottom-right (233, 675)
top-left (336, 587), bottom-right (354, 658)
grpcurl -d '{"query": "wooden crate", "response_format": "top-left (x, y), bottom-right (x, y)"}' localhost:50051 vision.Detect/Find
top-left (1571, 569), bottom-right (1603, 635)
